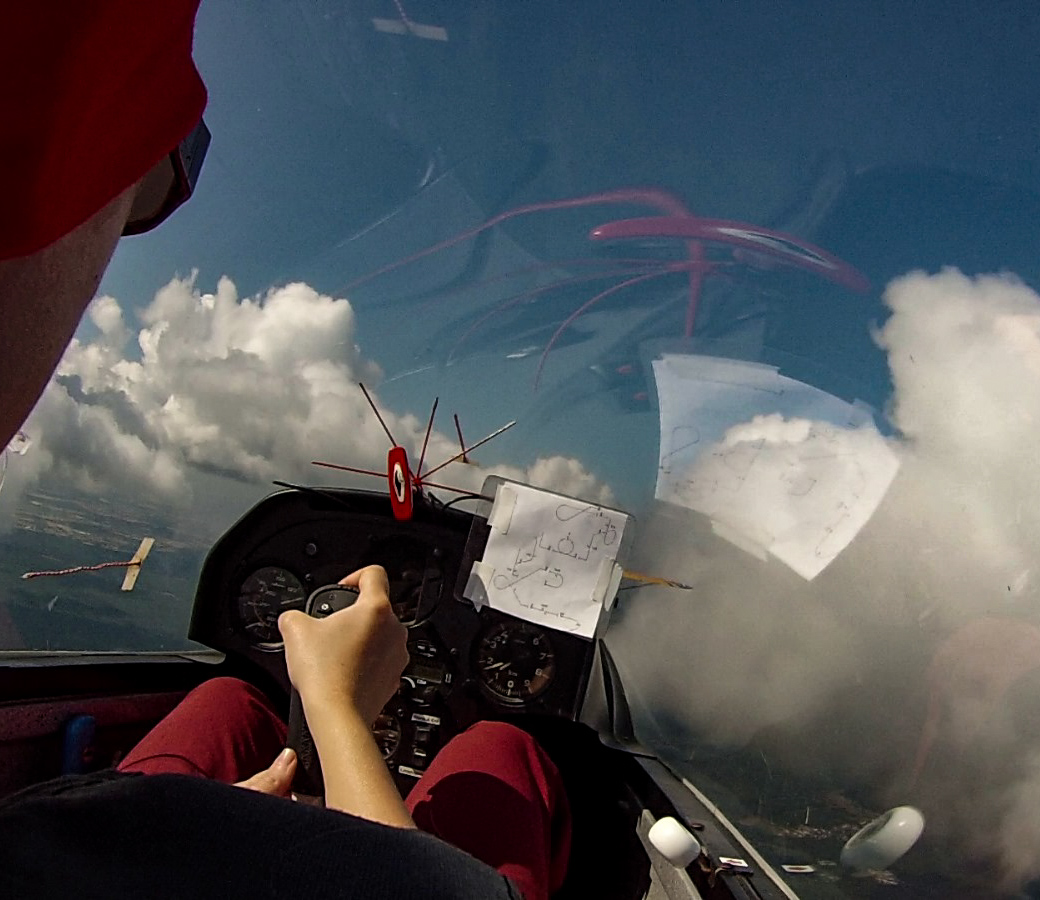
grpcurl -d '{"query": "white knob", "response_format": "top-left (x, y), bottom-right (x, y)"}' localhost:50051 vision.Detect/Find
top-left (648, 816), bottom-right (702, 868)
top-left (840, 806), bottom-right (925, 871)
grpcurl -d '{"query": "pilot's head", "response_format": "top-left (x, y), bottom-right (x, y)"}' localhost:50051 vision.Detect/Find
top-left (0, 1), bottom-right (209, 450)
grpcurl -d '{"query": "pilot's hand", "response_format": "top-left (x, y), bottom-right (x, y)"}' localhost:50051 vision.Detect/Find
top-left (234, 747), bottom-right (297, 797)
top-left (278, 565), bottom-right (408, 725)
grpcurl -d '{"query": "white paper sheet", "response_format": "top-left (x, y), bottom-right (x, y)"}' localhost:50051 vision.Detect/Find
top-left (653, 354), bottom-right (899, 580)
top-left (0, 431), bottom-right (31, 499)
top-left (466, 482), bottom-right (628, 637)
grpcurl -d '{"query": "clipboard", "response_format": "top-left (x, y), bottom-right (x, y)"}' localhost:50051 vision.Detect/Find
top-left (453, 476), bottom-right (634, 639)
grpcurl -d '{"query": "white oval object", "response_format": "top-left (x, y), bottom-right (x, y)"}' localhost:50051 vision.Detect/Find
top-left (648, 816), bottom-right (702, 869)
top-left (840, 806), bottom-right (924, 871)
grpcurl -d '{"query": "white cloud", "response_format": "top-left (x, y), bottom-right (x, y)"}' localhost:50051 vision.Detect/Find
top-left (876, 270), bottom-right (1040, 597)
top-left (18, 265), bottom-right (1040, 881)
top-left (9, 274), bottom-right (610, 524)
top-left (608, 268), bottom-right (1040, 883)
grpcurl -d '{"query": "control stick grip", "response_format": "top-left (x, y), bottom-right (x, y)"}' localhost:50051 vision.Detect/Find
top-left (286, 585), bottom-right (360, 797)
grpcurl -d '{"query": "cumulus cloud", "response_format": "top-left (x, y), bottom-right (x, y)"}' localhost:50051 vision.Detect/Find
top-left (878, 270), bottom-right (1040, 587)
top-left (7, 275), bottom-right (611, 528)
top-left (609, 268), bottom-right (1040, 884)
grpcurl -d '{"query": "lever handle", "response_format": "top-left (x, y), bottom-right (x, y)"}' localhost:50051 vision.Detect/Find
top-left (286, 585), bottom-right (360, 796)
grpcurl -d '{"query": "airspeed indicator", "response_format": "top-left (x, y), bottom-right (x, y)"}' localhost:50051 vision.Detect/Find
top-left (236, 566), bottom-right (306, 649)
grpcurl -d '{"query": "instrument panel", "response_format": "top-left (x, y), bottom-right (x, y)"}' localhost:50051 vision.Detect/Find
top-left (189, 487), bottom-right (596, 791)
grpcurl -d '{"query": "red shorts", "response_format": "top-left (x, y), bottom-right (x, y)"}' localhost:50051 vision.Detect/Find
top-left (118, 677), bottom-right (572, 900)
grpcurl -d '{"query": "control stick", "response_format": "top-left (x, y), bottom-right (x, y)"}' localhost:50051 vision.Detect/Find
top-left (286, 584), bottom-right (360, 797)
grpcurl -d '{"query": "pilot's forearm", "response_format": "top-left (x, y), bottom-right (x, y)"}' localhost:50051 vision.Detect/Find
top-left (305, 695), bottom-right (416, 829)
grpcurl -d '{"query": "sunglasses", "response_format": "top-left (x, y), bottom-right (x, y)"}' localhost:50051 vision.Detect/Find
top-left (122, 119), bottom-right (211, 236)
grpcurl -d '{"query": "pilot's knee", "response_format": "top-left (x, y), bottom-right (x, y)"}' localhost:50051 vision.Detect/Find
top-left (180, 676), bottom-right (269, 717)
top-left (450, 721), bottom-right (555, 775)
top-left (189, 676), bottom-right (255, 702)
top-left (464, 720), bottom-right (537, 749)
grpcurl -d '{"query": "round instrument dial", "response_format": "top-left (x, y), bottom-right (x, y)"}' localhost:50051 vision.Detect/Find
top-left (476, 620), bottom-right (556, 703)
top-left (372, 713), bottom-right (402, 760)
top-left (391, 582), bottom-right (423, 625)
top-left (362, 536), bottom-right (439, 625)
top-left (236, 566), bottom-right (306, 649)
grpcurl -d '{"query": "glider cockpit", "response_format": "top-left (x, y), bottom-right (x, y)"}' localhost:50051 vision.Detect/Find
top-left (188, 486), bottom-right (596, 794)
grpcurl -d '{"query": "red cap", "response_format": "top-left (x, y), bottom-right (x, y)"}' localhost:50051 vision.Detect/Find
top-left (1, 1), bottom-right (207, 259)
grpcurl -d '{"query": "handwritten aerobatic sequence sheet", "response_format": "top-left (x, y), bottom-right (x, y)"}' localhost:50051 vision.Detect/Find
top-left (653, 354), bottom-right (899, 580)
top-left (466, 482), bottom-right (628, 638)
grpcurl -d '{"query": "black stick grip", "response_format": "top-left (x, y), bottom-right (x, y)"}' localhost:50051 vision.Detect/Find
top-left (286, 689), bottom-right (320, 795)
top-left (286, 585), bottom-right (359, 797)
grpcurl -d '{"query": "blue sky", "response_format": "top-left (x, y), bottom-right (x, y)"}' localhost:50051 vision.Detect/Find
top-left (33, 0), bottom-right (1035, 628)
top-left (12, 0), bottom-right (1039, 642)
top-left (8, 2), bottom-right (1040, 886)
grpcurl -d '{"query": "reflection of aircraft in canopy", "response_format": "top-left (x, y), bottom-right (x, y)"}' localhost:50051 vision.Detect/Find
top-left (0, 174), bottom-right (898, 899)
top-left (341, 186), bottom-right (871, 389)
top-left (7, 2), bottom-right (1040, 895)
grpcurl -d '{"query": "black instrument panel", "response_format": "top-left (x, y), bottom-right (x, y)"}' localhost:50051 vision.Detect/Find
top-left (189, 487), bottom-right (596, 791)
